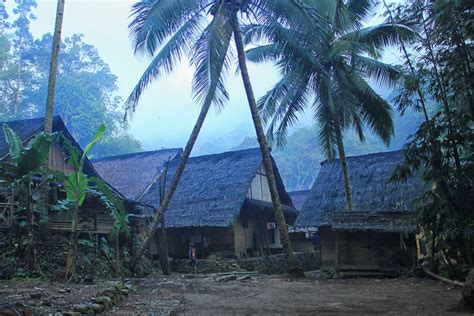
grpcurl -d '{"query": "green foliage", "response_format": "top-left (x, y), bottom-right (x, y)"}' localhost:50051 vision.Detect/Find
top-left (387, 0), bottom-right (474, 273)
top-left (0, 1), bottom-right (142, 156)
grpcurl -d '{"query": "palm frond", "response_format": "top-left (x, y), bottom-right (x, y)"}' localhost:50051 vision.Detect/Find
top-left (190, 4), bottom-right (234, 111)
top-left (129, 0), bottom-right (210, 56)
top-left (125, 13), bottom-right (204, 115)
top-left (352, 55), bottom-right (403, 87)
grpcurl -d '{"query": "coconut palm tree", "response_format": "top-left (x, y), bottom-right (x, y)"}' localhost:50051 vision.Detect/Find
top-left (126, 0), bottom-right (322, 269)
top-left (244, 0), bottom-right (416, 211)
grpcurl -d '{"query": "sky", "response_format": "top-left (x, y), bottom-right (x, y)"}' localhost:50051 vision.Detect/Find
top-left (5, 0), bottom-right (402, 153)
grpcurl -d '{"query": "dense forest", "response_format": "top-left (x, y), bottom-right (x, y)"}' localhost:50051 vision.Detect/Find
top-left (0, 1), bottom-right (142, 157)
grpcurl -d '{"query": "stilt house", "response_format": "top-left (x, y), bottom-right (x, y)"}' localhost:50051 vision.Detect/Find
top-left (140, 148), bottom-right (298, 258)
top-left (287, 190), bottom-right (315, 252)
top-left (298, 150), bottom-right (429, 276)
top-left (0, 116), bottom-right (133, 235)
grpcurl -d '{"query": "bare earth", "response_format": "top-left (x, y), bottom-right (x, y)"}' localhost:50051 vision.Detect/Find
top-left (0, 272), bottom-right (467, 315)
top-left (113, 272), bottom-right (465, 315)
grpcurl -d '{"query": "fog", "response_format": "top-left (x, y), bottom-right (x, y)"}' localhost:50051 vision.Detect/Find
top-left (25, 0), bottom-right (399, 154)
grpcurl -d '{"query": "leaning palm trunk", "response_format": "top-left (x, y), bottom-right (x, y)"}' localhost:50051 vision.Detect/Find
top-left (44, 0), bottom-right (65, 134)
top-left (232, 16), bottom-right (296, 268)
top-left (130, 101), bottom-right (212, 269)
top-left (334, 123), bottom-right (353, 211)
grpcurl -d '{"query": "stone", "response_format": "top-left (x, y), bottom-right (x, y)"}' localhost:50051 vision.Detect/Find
top-left (53, 312), bottom-right (63, 316)
top-left (58, 289), bottom-right (66, 294)
top-left (73, 303), bottom-right (89, 314)
top-left (63, 312), bottom-right (81, 316)
top-left (30, 292), bottom-right (42, 299)
top-left (41, 300), bottom-right (52, 307)
top-left (65, 288), bottom-right (72, 293)
top-left (90, 303), bottom-right (103, 313)
top-left (94, 296), bottom-right (112, 310)
top-left (120, 288), bottom-right (129, 296)
top-left (462, 269), bottom-right (474, 308)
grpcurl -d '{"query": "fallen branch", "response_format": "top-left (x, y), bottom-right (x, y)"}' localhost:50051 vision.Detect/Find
top-left (423, 267), bottom-right (464, 287)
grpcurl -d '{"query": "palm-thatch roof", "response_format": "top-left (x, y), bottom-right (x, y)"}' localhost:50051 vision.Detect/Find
top-left (297, 150), bottom-right (429, 232)
top-left (92, 148), bottom-right (182, 200)
top-left (288, 190), bottom-right (310, 211)
top-left (0, 116), bottom-right (99, 177)
top-left (140, 148), bottom-right (297, 228)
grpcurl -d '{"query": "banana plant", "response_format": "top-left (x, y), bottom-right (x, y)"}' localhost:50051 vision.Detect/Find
top-left (62, 123), bottom-right (106, 280)
top-left (1, 124), bottom-right (53, 273)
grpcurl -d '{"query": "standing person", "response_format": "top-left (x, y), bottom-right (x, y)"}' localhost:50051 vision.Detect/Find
top-left (189, 243), bottom-right (197, 274)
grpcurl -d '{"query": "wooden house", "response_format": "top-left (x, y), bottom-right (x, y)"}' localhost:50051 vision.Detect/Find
top-left (297, 150), bottom-right (429, 276)
top-left (287, 190), bottom-right (315, 252)
top-left (139, 148), bottom-right (298, 259)
top-left (92, 148), bottom-right (182, 201)
top-left (0, 116), bottom-right (134, 235)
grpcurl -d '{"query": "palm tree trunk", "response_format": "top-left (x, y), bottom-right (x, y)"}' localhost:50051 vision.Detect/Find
top-left (25, 178), bottom-right (36, 273)
top-left (232, 15), bottom-right (296, 268)
top-left (44, 0), bottom-right (65, 134)
top-left (334, 123), bottom-right (353, 211)
top-left (130, 99), bottom-right (212, 269)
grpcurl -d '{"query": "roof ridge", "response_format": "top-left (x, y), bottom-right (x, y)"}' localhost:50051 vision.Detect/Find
top-left (321, 149), bottom-right (403, 165)
top-left (185, 147), bottom-right (262, 161)
top-left (92, 148), bottom-right (183, 162)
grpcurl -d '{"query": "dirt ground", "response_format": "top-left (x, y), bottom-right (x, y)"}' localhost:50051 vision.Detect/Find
top-left (0, 272), bottom-right (467, 315)
top-left (113, 272), bottom-right (465, 315)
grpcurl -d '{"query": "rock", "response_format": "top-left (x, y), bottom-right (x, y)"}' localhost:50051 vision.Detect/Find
top-left (58, 289), bottom-right (66, 294)
top-left (53, 312), bottom-right (63, 316)
top-left (90, 303), bottom-right (103, 313)
top-left (63, 312), bottom-right (81, 316)
top-left (94, 296), bottom-right (112, 310)
top-left (461, 269), bottom-right (474, 309)
top-left (73, 303), bottom-right (89, 314)
top-left (41, 300), bottom-right (52, 307)
top-left (65, 288), bottom-right (72, 293)
top-left (30, 292), bottom-right (42, 299)
top-left (120, 288), bottom-right (129, 295)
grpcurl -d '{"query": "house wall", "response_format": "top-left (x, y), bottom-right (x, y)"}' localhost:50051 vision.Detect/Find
top-left (336, 231), bottom-right (416, 269)
top-left (165, 227), bottom-right (234, 259)
top-left (49, 207), bottom-right (114, 234)
top-left (246, 164), bottom-right (271, 202)
top-left (48, 142), bottom-right (74, 173)
top-left (320, 226), bottom-right (336, 267)
top-left (320, 227), bottom-right (417, 270)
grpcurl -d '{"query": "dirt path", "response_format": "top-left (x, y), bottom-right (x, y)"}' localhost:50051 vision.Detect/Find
top-left (113, 273), bottom-right (465, 315)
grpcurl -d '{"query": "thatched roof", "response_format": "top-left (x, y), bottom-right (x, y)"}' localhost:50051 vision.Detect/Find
top-left (140, 148), bottom-right (296, 228)
top-left (297, 150), bottom-right (429, 232)
top-left (288, 190), bottom-right (310, 211)
top-left (0, 116), bottom-right (99, 177)
top-left (92, 148), bottom-right (182, 200)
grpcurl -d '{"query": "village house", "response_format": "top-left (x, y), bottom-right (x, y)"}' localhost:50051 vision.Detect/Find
top-left (287, 190), bottom-right (314, 252)
top-left (139, 148), bottom-right (298, 259)
top-left (0, 116), bottom-right (136, 236)
top-left (297, 150), bottom-right (429, 276)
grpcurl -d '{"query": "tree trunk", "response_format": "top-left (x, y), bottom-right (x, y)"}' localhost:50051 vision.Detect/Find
top-left (14, 51), bottom-right (21, 117)
top-left (334, 123), bottom-right (353, 211)
top-left (65, 210), bottom-right (78, 281)
top-left (25, 179), bottom-right (36, 273)
top-left (44, 0), bottom-right (65, 134)
top-left (156, 219), bottom-right (171, 275)
top-left (130, 96), bottom-right (212, 269)
top-left (232, 15), bottom-right (296, 269)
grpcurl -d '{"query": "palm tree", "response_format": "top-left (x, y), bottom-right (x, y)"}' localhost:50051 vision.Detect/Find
top-left (244, 0), bottom-right (416, 211)
top-left (44, 0), bottom-right (65, 135)
top-left (126, 0), bottom-right (321, 269)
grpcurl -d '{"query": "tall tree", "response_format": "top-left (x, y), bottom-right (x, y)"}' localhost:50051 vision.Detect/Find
top-left (44, 0), bottom-right (65, 135)
top-left (126, 0), bottom-right (321, 270)
top-left (245, 0), bottom-right (415, 211)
